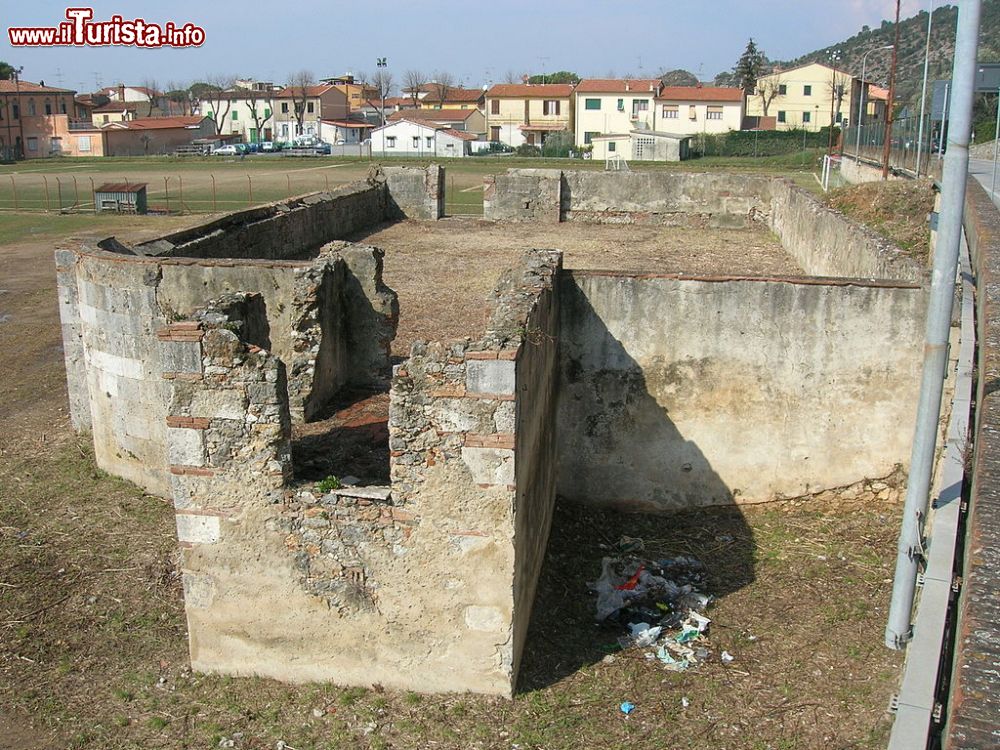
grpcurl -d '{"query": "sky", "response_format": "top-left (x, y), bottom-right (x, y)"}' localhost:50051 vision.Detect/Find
top-left (1, 0), bottom-right (950, 93)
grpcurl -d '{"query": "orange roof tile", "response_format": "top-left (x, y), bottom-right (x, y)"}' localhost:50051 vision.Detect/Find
top-left (0, 79), bottom-right (74, 94)
top-left (486, 83), bottom-right (575, 98)
top-left (575, 78), bottom-right (660, 94)
top-left (657, 86), bottom-right (743, 102)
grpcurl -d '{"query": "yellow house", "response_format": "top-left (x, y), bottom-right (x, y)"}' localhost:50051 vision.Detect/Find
top-left (324, 75), bottom-right (379, 111)
top-left (746, 62), bottom-right (858, 131)
top-left (485, 83), bottom-right (575, 147)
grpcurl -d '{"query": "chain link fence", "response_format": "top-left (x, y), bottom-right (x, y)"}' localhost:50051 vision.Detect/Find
top-left (842, 116), bottom-right (945, 181)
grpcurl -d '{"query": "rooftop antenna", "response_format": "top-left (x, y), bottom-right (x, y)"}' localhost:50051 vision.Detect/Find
top-left (637, 55), bottom-right (644, 75)
top-left (538, 56), bottom-right (550, 84)
top-left (92, 72), bottom-right (102, 90)
top-left (54, 67), bottom-right (64, 87)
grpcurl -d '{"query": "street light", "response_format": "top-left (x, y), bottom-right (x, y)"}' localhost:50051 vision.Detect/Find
top-left (376, 57), bottom-right (387, 127)
top-left (828, 49), bottom-right (842, 155)
top-left (856, 45), bottom-right (894, 161)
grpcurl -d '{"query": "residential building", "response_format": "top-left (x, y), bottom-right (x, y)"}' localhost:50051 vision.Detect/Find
top-left (271, 84), bottom-right (349, 142)
top-left (0, 78), bottom-right (76, 159)
top-left (323, 74), bottom-right (379, 111)
top-left (387, 107), bottom-right (485, 136)
top-left (746, 62), bottom-right (860, 131)
top-left (102, 116), bottom-right (216, 156)
top-left (655, 86), bottom-right (744, 136)
top-left (573, 79), bottom-right (660, 146)
top-left (370, 118), bottom-right (476, 157)
top-left (484, 83), bottom-right (575, 147)
top-left (590, 130), bottom-right (692, 162)
top-left (413, 85), bottom-right (486, 111)
top-left (198, 88), bottom-right (276, 143)
top-left (98, 84), bottom-right (159, 104)
top-left (319, 118), bottom-right (374, 144)
top-left (91, 101), bottom-right (140, 126)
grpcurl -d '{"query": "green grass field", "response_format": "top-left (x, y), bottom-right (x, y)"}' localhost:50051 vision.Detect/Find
top-left (0, 151), bottom-right (827, 214)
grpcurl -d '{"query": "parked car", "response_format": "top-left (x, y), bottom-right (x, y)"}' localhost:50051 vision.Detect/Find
top-left (260, 141), bottom-right (278, 152)
top-left (314, 142), bottom-right (332, 155)
top-left (247, 142), bottom-right (261, 153)
top-left (234, 143), bottom-right (250, 155)
top-left (335, 138), bottom-right (346, 146)
top-left (213, 145), bottom-right (238, 156)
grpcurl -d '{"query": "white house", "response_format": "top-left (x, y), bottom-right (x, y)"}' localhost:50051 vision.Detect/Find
top-left (656, 86), bottom-right (744, 136)
top-left (573, 79), bottom-right (660, 147)
top-left (319, 118), bottom-right (374, 144)
top-left (370, 118), bottom-right (475, 157)
top-left (196, 90), bottom-right (275, 143)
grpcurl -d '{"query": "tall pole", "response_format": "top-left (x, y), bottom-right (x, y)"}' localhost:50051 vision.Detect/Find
top-left (885, 0), bottom-right (982, 651)
top-left (828, 50), bottom-right (841, 156)
top-left (916, 0), bottom-right (935, 176)
top-left (991, 86), bottom-right (1000, 202)
top-left (856, 47), bottom-right (893, 161)
top-left (882, 0), bottom-right (902, 179)
top-left (939, 83), bottom-right (950, 160)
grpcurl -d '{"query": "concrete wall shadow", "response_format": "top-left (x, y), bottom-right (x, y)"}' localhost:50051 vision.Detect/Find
top-left (517, 275), bottom-right (756, 693)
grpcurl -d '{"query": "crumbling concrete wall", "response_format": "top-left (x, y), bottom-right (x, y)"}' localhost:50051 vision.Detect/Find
top-left (383, 164), bottom-right (444, 220)
top-left (170, 250), bottom-right (560, 696)
top-left (557, 270), bottom-right (926, 510)
top-left (483, 170), bottom-right (562, 223)
top-left (767, 179), bottom-right (923, 282)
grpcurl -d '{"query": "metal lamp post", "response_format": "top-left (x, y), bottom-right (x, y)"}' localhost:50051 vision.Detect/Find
top-left (857, 46), bottom-right (894, 161)
top-left (376, 57), bottom-right (387, 127)
top-left (828, 50), bottom-right (842, 155)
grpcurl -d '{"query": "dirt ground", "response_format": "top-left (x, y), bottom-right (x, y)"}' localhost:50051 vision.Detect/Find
top-left (0, 209), bottom-right (904, 750)
top-left (349, 218), bottom-right (798, 355)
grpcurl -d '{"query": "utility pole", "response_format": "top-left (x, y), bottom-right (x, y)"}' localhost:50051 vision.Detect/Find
top-left (882, 0), bottom-right (902, 179)
top-left (828, 50), bottom-right (842, 155)
top-left (916, 0), bottom-right (935, 176)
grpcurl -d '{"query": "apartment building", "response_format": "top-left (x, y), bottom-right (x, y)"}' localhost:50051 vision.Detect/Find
top-left (746, 62), bottom-right (859, 131)
top-left (573, 79), bottom-right (660, 146)
top-left (0, 79), bottom-right (76, 159)
top-left (198, 88), bottom-right (276, 143)
top-left (656, 86), bottom-right (744, 135)
top-left (484, 83), bottom-right (575, 147)
top-left (271, 84), bottom-right (349, 142)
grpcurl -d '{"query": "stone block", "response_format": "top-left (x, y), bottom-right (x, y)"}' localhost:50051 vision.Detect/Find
top-left (190, 388), bottom-right (247, 421)
top-left (161, 340), bottom-right (203, 374)
top-left (168, 427), bottom-right (206, 467)
top-left (461, 446), bottom-right (515, 485)
top-left (176, 513), bottom-right (220, 545)
top-left (466, 359), bottom-right (515, 396)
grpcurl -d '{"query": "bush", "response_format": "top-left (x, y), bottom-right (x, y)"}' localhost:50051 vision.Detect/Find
top-left (514, 144), bottom-right (542, 157)
top-left (695, 127), bottom-right (841, 157)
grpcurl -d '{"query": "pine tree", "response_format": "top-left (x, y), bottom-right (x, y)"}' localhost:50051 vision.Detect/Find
top-left (734, 38), bottom-right (765, 94)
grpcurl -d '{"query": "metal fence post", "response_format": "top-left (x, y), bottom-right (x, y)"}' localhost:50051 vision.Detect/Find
top-left (247, 174), bottom-right (252, 206)
top-left (10, 175), bottom-right (17, 211)
top-left (42, 175), bottom-right (51, 211)
top-left (211, 174), bottom-right (217, 212)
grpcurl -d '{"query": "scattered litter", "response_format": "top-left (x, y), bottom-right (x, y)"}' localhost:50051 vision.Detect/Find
top-left (721, 650), bottom-right (735, 663)
top-left (601, 654), bottom-right (616, 665)
top-left (617, 535), bottom-right (645, 554)
top-left (311, 707), bottom-right (324, 718)
top-left (591, 553), bottom-right (714, 671)
top-left (218, 740), bottom-right (235, 749)
top-left (681, 696), bottom-right (690, 708)
top-left (619, 701), bottom-right (635, 715)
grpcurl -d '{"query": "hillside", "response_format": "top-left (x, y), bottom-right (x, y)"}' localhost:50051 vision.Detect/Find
top-left (781, 1), bottom-right (1000, 105)
top-left (716, 1), bottom-right (1000, 106)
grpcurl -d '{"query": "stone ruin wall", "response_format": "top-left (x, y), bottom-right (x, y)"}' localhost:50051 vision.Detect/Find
top-left (56, 165), bottom-right (933, 695)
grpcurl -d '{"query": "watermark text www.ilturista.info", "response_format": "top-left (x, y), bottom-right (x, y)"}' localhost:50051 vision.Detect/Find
top-left (8, 8), bottom-right (205, 47)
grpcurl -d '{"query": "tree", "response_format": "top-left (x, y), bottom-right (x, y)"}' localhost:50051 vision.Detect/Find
top-left (164, 82), bottom-right (191, 115)
top-left (428, 71), bottom-right (454, 105)
top-left (141, 78), bottom-right (159, 117)
top-left (735, 38), bottom-right (766, 95)
top-left (502, 70), bottom-right (524, 84)
top-left (828, 69), bottom-right (851, 126)
top-left (0, 61), bottom-right (15, 80)
top-left (403, 70), bottom-right (425, 106)
top-left (243, 87), bottom-right (273, 143)
top-left (659, 69), bottom-right (699, 87)
top-left (372, 69), bottom-right (393, 105)
top-left (287, 70), bottom-right (314, 137)
top-left (527, 71), bottom-right (579, 84)
top-left (197, 76), bottom-right (235, 135)
top-left (757, 73), bottom-right (784, 117)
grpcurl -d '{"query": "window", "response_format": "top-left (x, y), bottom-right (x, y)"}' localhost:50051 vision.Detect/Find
top-left (307, 102), bottom-right (314, 114)
top-left (632, 99), bottom-right (649, 114)
top-left (617, 98), bottom-right (624, 111)
top-left (836, 112), bottom-right (843, 123)
top-left (264, 108), bottom-right (271, 118)
top-left (490, 99), bottom-right (500, 115)
top-left (60, 100), bottom-right (66, 114)
top-left (662, 105), bottom-right (678, 119)
top-left (802, 111), bottom-right (811, 124)
top-left (45, 101), bottom-right (52, 115)
top-left (27, 136), bottom-right (38, 152)
top-left (777, 110), bottom-right (786, 123)
top-left (386, 136), bottom-right (396, 148)
top-left (778, 84), bottom-right (787, 95)
top-left (281, 102), bottom-right (289, 114)
top-left (102, 114), bottom-right (109, 123)
top-left (77, 135), bottom-right (91, 152)
top-left (232, 111), bottom-right (238, 121)
top-left (803, 85), bottom-right (812, 96)
top-left (689, 105), bottom-right (697, 120)
top-left (608, 141), bottom-right (616, 152)
top-left (584, 98), bottom-right (601, 111)
top-left (446, 142), bottom-right (454, 151)
top-left (413, 136), bottom-right (420, 148)
top-left (583, 131), bottom-right (599, 144)
top-left (490, 126), bottom-right (501, 141)
top-left (28, 100), bottom-right (36, 116)
top-left (543, 100), bottom-right (560, 116)
top-left (50, 137), bottom-right (62, 153)
top-left (11, 104), bottom-right (18, 119)
top-left (426, 136), bottom-right (433, 147)
top-left (706, 106), bottom-right (723, 120)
